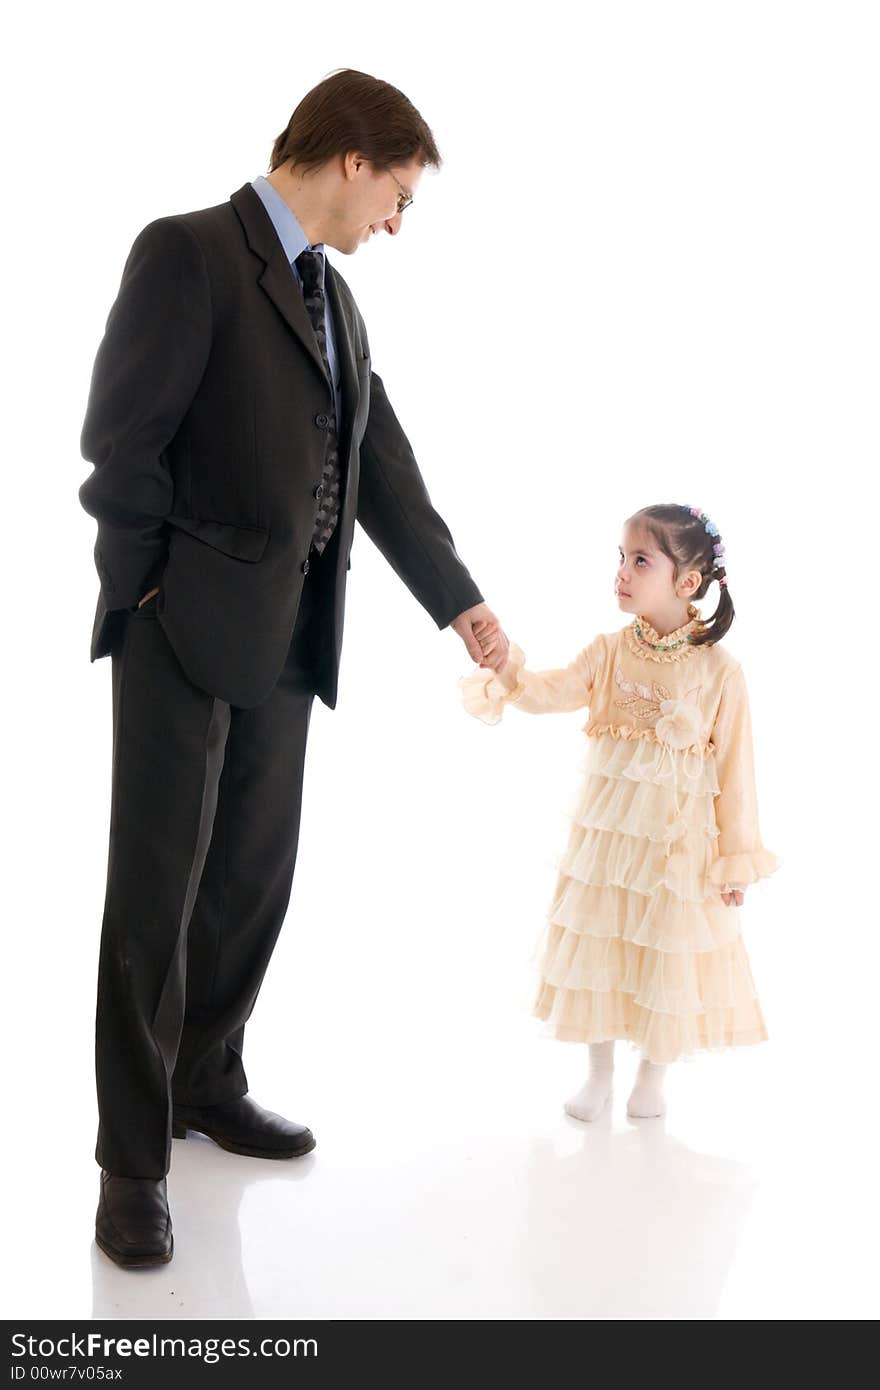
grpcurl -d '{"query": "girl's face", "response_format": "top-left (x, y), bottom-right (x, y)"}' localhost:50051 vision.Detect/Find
top-left (615, 523), bottom-right (692, 615)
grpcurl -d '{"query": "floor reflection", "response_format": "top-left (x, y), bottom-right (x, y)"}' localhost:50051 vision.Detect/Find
top-left (518, 1108), bottom-right (758, 1319)
top-left (90, 1133), bottom-right (317, 1320)
top-left (88, 1113), bottom-right (757, 1320)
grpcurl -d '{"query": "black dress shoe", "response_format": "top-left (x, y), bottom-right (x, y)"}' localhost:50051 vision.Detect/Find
top-left (172, 1093), bottom-right (316, 1159)
top-left (95, 1170), bottom-right (173, 1269)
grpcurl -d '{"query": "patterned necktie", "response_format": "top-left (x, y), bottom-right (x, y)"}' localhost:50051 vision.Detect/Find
top-left (296, 248), bottom-right (342, 554)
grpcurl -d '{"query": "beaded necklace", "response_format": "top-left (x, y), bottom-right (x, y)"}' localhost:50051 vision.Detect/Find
top-left (632, 621), bottom-right (690, 652)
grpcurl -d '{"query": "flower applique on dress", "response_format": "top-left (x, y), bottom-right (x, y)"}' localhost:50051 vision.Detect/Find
top-left (614, 669), bottom-right (671, 722)
top-left (654, 690), bottom-right (704, 750)
top-left (614, 669), bottom-right (704, 736)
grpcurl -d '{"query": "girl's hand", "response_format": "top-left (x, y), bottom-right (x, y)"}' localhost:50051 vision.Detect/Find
top-left (721, 887), bottom-right (746, 907)
top-left (474, 619), bottom-right (504, 668)
top-left (473, 620), bottom-right (520, 690)
top-left (453, 607), bottom-right (510, 670)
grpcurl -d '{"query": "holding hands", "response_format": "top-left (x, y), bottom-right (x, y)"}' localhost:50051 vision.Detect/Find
top-left (451, 604), bottom-right (509, 672)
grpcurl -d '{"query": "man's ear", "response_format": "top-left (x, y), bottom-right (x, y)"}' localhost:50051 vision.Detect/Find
top-left (343, 151), bottom-right (366, 181)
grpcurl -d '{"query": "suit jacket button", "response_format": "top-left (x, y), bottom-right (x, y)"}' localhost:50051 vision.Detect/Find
top-left (314, 484), bottom-right (324, 499)
top-left (315, 412), bottom-right (330, 429)
top-left (302, 559), bottom-right (310, 575)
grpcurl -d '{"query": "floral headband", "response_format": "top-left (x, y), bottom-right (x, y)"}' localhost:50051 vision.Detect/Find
top-left (686, 506), bottom-right (728, 588)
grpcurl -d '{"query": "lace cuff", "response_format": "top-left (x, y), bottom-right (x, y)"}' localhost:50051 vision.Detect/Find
top-left (459, 643), bottom-right (527, 725)
top-left (708, 848), bottom-right (781, 891)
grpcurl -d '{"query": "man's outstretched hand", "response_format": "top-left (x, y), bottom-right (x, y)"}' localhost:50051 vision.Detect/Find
top-left (451, 604), bottom-right (510, 671)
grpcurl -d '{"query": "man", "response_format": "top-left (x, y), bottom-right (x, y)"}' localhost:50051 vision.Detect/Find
top-left (79, 68), bottom-right (509, 1269)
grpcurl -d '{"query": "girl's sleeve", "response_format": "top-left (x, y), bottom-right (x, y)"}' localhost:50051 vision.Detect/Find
top-left (459, 637), bottom-right (603, 725)
top-left (708, 664), bottom-right (781, 891)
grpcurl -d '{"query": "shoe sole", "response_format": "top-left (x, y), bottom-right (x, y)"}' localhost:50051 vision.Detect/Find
top-left (95, 1232), bottom-right (174, 1269)
top-left (172, 1121), bottom-right (317, 1159)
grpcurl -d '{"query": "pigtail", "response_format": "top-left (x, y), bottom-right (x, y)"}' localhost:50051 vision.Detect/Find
top-left (690, 524), bottom-right (735, 646)
top-left (690, 567), bottom-right (735, 646)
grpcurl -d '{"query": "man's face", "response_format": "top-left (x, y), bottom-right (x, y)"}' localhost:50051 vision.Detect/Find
top-left (332, 156), bottom-right (423, 254)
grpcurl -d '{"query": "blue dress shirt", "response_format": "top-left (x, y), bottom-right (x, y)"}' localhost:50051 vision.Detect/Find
top-left (251, 174), bottom-right (342, 424)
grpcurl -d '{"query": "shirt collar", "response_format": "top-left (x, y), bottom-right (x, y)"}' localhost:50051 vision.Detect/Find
top-left (251, 174), bottom-right (325, 274)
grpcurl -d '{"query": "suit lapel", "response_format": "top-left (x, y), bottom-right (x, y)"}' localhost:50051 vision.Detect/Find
top-left (230, 182), bottom-right (329, 388)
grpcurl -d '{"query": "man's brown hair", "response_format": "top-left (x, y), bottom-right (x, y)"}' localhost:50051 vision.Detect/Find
top-left (269, 68), bottom-right (441, 175)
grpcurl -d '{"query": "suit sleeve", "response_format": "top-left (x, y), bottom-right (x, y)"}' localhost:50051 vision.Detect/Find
top-left (356, 369), bottom-right (484, 628)
top-left (78, 217), bottom-right (212, 610)
top-left (708, 664), bottom-right (781, 890)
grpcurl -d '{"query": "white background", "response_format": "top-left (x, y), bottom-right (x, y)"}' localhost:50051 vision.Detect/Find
top-left (4, 0), bottom-right (878, 1320)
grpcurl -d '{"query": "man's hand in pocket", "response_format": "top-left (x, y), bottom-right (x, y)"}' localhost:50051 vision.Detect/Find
top-left (137, 587), bottom-right (160, 609)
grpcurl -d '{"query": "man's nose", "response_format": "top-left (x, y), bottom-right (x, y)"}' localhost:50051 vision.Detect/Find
top-left (383, 213), bottom-right (403, 236)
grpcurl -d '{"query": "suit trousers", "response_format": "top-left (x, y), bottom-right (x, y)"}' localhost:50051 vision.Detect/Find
top-left (94, 532), bottom-right (338, 1178)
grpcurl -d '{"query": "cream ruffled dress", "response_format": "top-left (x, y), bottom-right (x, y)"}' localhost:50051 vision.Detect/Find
top-left (460, 607), bottom-right (779, 1064)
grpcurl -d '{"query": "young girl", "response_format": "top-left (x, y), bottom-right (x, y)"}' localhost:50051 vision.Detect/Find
top-left (460, 503), bottom-right (779, 1121)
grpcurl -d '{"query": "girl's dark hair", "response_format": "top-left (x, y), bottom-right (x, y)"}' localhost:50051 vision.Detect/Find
top-left (269, 68), bottom-right (441, 176)
top-left (626, 503), bottom-right (735, 647)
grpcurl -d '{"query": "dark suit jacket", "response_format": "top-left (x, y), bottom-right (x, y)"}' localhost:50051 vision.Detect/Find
top-left (79, 181), bottom-right (483, 708)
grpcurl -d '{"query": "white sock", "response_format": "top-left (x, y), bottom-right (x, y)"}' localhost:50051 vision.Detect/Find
top-left (564, 1042), bottom-right (614, 1122)
top-left (626, 1057), bottom-right (667, 1117)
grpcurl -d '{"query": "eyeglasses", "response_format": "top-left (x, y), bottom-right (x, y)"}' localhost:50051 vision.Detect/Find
top-left (386, 168), bottom-right (414, 216)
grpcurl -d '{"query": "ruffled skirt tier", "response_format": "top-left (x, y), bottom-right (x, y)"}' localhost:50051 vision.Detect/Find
top-left (531, 733), bottom-right (768, 1063)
